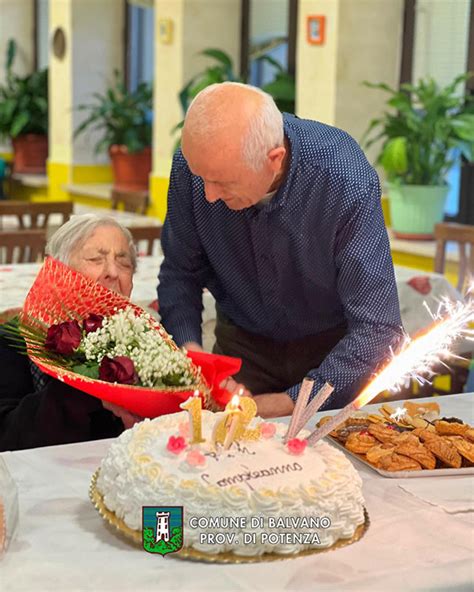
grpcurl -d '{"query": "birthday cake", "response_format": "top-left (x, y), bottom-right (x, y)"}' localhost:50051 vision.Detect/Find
top-left (96, 408), bottom-right (366, 557)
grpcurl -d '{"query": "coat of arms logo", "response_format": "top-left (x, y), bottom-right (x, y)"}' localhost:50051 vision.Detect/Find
top-left (142, 506), bottom-right (184, 556)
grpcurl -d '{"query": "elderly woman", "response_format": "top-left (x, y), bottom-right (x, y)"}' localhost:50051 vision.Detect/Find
top-left (0, 214), bottom-right (141, 452)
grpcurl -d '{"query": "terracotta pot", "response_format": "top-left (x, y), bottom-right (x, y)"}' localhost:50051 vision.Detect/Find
top-left (11, 134), bottom-right (48, 174)
top-left (109, 145), bottom-right (152, 191)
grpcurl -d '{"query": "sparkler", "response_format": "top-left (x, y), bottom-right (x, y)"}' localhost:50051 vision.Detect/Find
top-left (306, 299), bottom-right (474, 446)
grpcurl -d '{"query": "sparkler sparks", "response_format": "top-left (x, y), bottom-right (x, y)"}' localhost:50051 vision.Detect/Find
top-left (389, 407), bottom-right (407, 422)
top-left (354, 298), bottom-right (474, 409)
top-left (306, 298), bottom-right (474, 445)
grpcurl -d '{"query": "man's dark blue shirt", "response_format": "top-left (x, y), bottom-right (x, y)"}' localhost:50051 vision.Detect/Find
top-left (158, 114), bottom-right (402, 406)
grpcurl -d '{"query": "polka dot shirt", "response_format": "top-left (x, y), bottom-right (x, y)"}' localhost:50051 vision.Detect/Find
top-left (158, 114), bottom-right (403, 406)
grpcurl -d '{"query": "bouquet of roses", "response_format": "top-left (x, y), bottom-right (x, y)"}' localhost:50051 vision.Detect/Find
top-left (9, 257), bottom-right (240, 417)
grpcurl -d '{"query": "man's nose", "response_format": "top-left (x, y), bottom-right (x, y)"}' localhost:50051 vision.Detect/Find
top-left (204, 182), bottom-right (221, 203)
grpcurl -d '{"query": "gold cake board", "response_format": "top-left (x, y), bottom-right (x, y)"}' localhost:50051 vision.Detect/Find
top-left (89, 469), bottom-right (370, 564)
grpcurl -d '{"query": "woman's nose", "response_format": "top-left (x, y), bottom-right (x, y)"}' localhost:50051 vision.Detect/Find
top-left (103, 258), bottom-right (119, 278)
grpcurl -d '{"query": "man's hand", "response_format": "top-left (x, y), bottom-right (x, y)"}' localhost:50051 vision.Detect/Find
top-left (183, 341), bottom-right (204, 352)
top-left (219, 376), bottom-right (252, 398)
top-left (253, 392), bottom-right (295, 419)
top-left (102, 401), bottom-right (142, 429)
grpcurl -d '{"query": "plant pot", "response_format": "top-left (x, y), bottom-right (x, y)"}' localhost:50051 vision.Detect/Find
top-left (386, 183), bottom-right (449, 240)
top-left (109, 145), bottom-right (152, 192)
top-left (11, 134), bottom-right (48, 174)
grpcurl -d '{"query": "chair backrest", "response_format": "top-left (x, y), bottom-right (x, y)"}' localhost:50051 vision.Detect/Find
top-left (111, 189), bottom-right (149, 215)
top-left (0, 229), bottom-right (47, 263)
top-left (127, 225), bottom-right (162, 256)
top-left (434, 222), bottom-right (474, 293)
top-left (0, 200), bottom-right (73, 229)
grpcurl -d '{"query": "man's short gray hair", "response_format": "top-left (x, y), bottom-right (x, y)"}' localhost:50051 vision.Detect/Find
top-left (46, 214), bottom-right (137, 272)
top-left (186, 82), bottom-right (284, 171)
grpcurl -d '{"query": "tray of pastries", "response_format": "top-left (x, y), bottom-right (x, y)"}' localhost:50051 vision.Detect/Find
top-left (317, 402), bottom-right (474, 478)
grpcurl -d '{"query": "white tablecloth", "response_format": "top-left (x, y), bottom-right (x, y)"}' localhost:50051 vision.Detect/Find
top-left (0, 394), bottom-right (473, 592)
top-left (0, 258), bottom-right (463, 345)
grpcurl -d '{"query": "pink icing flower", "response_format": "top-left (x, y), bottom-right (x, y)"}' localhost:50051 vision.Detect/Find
top-left (287, 438), bottom-right (307, 456)
top-left (166, 436), bottom-right (187, 455)
top-left (186, 449), bottom-right (206, 467)
top-left (260, 422), bottom-right (276, 439)
top-left (178, 422), bottom-right (190, 438)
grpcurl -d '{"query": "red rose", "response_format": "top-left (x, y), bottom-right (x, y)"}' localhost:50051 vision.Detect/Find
top-left (99, 356), bottom-right (138, 385)
top-left (45, 320), bottom-right (82, 355)
top-left (83, 314), bottom-right (104, 334)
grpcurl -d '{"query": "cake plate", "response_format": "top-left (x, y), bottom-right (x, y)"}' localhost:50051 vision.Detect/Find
top-left (89, 469), bottom-right (370, 564)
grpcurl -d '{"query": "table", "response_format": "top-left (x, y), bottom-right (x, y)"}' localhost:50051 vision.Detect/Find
top-left (0, 259), bottom-right (463, 345)
top-left (1, 394), bottom-right (473, 591)
top-left (0, 203), bottom-right (162, 232)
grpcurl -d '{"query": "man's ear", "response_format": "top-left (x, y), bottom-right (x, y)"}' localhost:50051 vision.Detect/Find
top-left (267, 146), bottom-right (286, 173)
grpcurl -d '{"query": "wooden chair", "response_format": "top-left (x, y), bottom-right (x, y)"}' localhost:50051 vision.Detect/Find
top-left (0, 229), bottom-right (47, 263)
top-left (0, 200), bottom-right (73, 230)
top-left (434, 222), bottom-right (474, 293)
top-left (111, 189), bottom-right (149, 215)
top-left (127, 225), bottom-right (162, 256)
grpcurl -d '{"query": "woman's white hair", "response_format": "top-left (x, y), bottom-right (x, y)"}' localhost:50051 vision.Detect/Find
top-left (186, 82), bottom-right (284, 171)
top-left (46, 214), bottom-right (137, 272)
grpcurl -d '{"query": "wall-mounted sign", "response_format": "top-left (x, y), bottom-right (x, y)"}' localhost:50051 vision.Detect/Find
top-left (307, 15), bottom-right (326, 45)
top-left (158, 19), bottom-right (173, 45)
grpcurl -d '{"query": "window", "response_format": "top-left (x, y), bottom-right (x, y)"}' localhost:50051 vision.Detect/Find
top-left (126, 3), bottom-right (154, 91)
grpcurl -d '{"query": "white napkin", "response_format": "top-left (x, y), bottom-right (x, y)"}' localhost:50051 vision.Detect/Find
top-left (398, 476), bottom-right (474, 514)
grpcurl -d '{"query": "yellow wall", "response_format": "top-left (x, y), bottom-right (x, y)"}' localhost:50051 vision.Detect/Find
top-left (296, 0), bottom-right (404, 170)
top-left (152, 0), bottom-right (241, 219)
top-left (296, 0), bottom-right (340, 124)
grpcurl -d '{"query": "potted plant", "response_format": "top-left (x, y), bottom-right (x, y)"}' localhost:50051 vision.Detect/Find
top-left (363, 74), bottom-right (474, 239)
top-left (0, 40), bottom-right (48, 174)
top-left (74, 71), bottom-right (152, 191)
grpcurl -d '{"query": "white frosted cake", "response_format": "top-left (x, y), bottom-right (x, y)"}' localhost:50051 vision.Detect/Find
top-left (96, 410), bottom-right (365, 557)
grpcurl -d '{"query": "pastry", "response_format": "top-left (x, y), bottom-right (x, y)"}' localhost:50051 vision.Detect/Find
top-left (395, 441), bottom-right (436, 470)
top-left (423, 436), bottom-right (462, 469)
top-left (404, 401), bottom-right (440, 417)
top-left (367, 423), bottom-right (399, 444)
top-left (435, 420), bottom-right (468, 437)
top-left (365, 444), bottom-right (395, 464)
top-left (377, 452), bottom-right (422, 472)
top-left (345, 432), bottom-right (377, 454)
top-left (446, 437), bottom-right (474, 464)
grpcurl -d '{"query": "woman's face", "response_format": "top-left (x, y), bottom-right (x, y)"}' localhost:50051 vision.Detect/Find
top-left (69, 225), bottom-right (134, 298)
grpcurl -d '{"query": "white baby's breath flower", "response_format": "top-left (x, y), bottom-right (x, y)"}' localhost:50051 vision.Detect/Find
top-left (81, 306), bottom-right (194, 387)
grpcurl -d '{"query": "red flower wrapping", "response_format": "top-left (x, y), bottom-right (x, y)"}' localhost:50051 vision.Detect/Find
top-left (45, 320), bottom-right (82, 355)
top-left (99, 356), bottom-right (138, 385)
top-left (21, 258), bottom-right (243, 417)
top-left (83, 313), bottom-right (104, 334)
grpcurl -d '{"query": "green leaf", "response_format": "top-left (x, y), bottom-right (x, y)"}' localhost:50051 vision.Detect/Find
top-left (72, 363), bottom-right (100, 379)
top-left (200, 48), bottom-right (234, 70)
top-left (380, 137), bottom-right (408, 176)
top-left (10, 112), bottom-right (30, 137)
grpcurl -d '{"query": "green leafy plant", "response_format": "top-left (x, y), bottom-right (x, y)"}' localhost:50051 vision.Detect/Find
top-left (171, 49), bottom-right (241, 147)
top-left (258, 55), bottom-right (295, 114)
top-left (363, 74), bottom-right (474, 186)
top-left (74, 71), bottom-right (152, 154)
top-left (172, 48), bottom-right (295, 150)
top-left (0, 39), bottom-right (48, 139)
